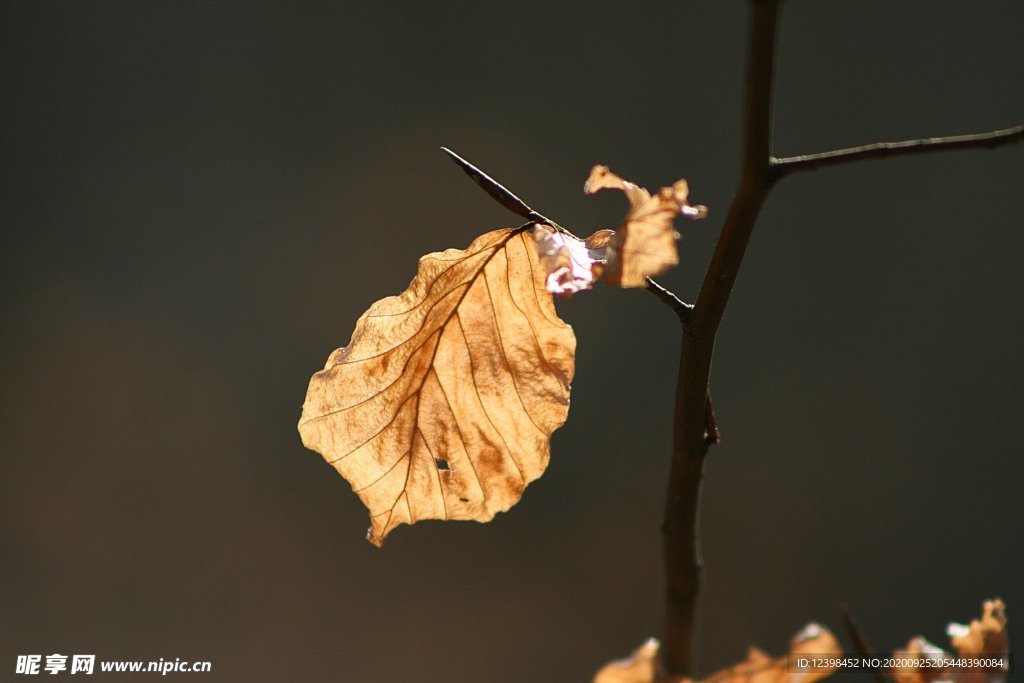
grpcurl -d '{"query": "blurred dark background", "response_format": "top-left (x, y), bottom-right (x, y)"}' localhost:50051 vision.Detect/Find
top-left (2, 1), bottom-right (1022, 680)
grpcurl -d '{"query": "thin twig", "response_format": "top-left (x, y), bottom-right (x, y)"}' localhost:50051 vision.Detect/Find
top-left (646, 277), bottom-right (693, 322)
top-left (770, 124), bottom-right (1024, 180)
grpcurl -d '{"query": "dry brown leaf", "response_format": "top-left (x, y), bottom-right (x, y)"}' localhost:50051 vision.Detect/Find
top-left (891, 637), bottom-right (952, 683)
top-left (298, 227), bottom-right (575, 546)
top-left (948, 599), bottom-right (1008, 661)
top-left (703, 623), bottom-right (842, 683)
top-left (593, 638), bottom-right (663, 683)
top-left (593, 624), bottom-right (841, 683)
top-left (893, 599), bottom-right (1008, 683)
top-left (529, 166), bottom-right (705, 295)
top-left (595, 602), bottom-right (1008, 683)
top-left (532, 224), bottom-right (614, 296)
top-left (584, 165), bottom-right (707, 288)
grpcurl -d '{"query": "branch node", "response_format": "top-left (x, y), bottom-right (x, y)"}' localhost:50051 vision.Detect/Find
top-left (646, 278), bottom-right (694, 323)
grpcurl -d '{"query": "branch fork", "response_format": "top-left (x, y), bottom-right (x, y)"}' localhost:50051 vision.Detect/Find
top-left (441, 12), bottom-right (1022, 671)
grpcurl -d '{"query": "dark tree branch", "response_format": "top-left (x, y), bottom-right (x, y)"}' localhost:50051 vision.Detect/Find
top-left (440, 19), bottom-right (1022, 680)
top-left (658, 2), bottom-right (1023, 679)
top-left (688, 3), bottom-right (778, 337)
top-left (659, 0), bottom-right (782, 678)
top-left (770, 124), bottom-right (1024, 180)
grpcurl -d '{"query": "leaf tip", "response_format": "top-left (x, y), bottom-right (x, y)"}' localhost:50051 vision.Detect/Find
top-left (366, 527), bottom-right (385, 548)
top-left (684, 204), bottom-right (709, 219)
top-left (583, 164), bottom-right (609, 194)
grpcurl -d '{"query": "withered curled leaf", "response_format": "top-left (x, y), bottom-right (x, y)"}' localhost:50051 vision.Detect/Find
top-left (593, 638), bottom-right (662, 683)
top-left (702, 622), bottom-right (841, 683)
top-left (891, 637), bottom-right (952, 683)
top-left (593, 623), bottom-right (841, 683)
top-left (947, 599), bottom-right (1009, 663)
top-left (299, 228), bottom-right (575, 546)
top-left (594, 601), bottom-right (1009, 683)
top-left (532, 224), bottom-right (613, 296)
top-left (893, 599), bottom-right (1008, 683)
top-left (584, 165), bottom-right (708, 288)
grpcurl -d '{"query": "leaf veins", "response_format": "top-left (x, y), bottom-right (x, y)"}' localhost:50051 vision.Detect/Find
top-left (298, 227), bottom-right (576, 546)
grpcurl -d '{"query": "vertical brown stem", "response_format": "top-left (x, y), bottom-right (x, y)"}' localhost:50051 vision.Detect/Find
top-left (658, 0), bottom-right (781, 677)
top-left (655, 0), bottom-right (1022, 676)
top-left (659, 329), bottom-right (714, 677)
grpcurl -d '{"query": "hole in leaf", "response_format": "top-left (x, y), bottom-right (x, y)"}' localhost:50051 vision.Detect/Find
top-left (434, 458), bottom-right (450, 471)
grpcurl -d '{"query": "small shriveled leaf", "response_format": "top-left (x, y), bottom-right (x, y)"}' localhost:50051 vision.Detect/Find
top-left (532, 224), bottom-right (613, 296)
top-left (593, 624), bottom-right (841, 683)
top-left (298, 227), bottom-right (575, 546)
top-left (596, 602), bottom-right (1009, 683)
top-left (593, 638), bottom-right (661, 683)
top-left (584, 165), bottom-right (707, 288)
top-left (893, 600), bottom-right (1009, 683)
top-left (947, 599), bottom-right (1008, 662)
top-left (702, 623), bottom-right (842, 683)
top-left (584, 164), bottom-right (655, 209)
top-left (891, 637), bottom-right (951, 683)
top-left (529, 166), bottom-right (705, 296)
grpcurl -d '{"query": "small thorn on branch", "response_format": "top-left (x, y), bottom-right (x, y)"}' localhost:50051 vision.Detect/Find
top-left (704, 392), bottom-right (720, 446)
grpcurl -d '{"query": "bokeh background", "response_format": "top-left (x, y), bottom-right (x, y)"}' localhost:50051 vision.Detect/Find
top-left (2, 1), bottom-right (1022, 680)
